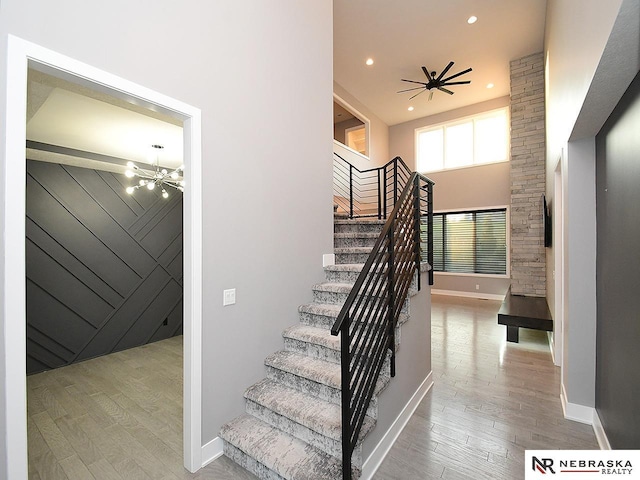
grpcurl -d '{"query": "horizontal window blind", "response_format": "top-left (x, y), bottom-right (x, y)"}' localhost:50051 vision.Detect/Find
top-left (432, 209), bottom-right (507, 275)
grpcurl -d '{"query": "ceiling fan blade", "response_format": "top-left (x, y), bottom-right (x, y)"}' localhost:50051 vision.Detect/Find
top-left (436, 61), bottom-right (454, 82)
top-left (442, 67), bottom-right (473, 83)
top-left (401, 79), bottom-right (428, 85)
top-left (438, 87), bottom-right (454, 95)
top-left (421, 66), bottom-right (433, 82)
top-left (409, 89), bottom-right (428, 100)
top-left (397, 86), bottom-right (426, 93)
top-left (442, 81), bottom-right (471, 86)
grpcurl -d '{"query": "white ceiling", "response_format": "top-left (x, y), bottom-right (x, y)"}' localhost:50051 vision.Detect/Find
top-left (26, 2), bottom-right (547, 166)
top-left (27, 70), bottom-right (183, 170)
top-left (334, 0), bottom-right (548, 126)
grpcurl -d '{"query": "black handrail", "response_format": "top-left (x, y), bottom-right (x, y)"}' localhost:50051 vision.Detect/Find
top-left (331, 155), bottom-right (434, 479)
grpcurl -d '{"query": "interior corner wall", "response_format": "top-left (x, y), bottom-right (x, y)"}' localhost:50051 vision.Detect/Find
top-left (333, 81), bottom-right (389, 166)
top-left (0, 0), bottom-right (334, 460)
top-left (509, 52), bottom-right (546, 297)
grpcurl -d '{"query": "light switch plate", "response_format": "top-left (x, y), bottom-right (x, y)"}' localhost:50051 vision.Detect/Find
top-left (223, 288), bottom-right (236, 306)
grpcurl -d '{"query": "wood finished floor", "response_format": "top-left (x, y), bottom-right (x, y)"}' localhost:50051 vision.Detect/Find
top-left (28, 295), bottom-right (598, 480)
top-left (373, 294), bottom-right (599, 480)
top-left (27, 336), bottom-right (257, 480)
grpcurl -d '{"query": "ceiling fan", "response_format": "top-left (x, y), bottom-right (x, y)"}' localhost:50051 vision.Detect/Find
top-left (398, 61), bottom-right (472, 101)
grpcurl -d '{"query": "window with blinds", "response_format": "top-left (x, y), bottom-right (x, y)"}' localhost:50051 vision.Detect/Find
top-left (432, 208), bottom-right (507, 275)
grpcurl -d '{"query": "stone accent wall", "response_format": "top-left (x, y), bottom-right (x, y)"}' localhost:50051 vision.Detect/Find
top-left (509, 52), bottom-right (546, 296)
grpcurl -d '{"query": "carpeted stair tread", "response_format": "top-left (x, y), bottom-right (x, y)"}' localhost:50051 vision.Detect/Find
top-left (334, 247), bottom-right (373, 254)
top-left (298, 302), bottom-right (342, 317)
top-left (265, 350), bottom-right (390, 396)
top-left (334, 232), bottom-right (380, 239)
top-left (220, 414), bottom-right (346, 480)
top-left (334, 218), bottom-right (386, 225)
top-left (312, 282), bottom-right (355, 294)
top-left (283, 325), bottom-right (339, 351)
top-left (244, 378), bottom-right (375, 442)
top-left (323, 263), bottom-right (365, 272)
top-left (265, 351), bottom-right (341, 389)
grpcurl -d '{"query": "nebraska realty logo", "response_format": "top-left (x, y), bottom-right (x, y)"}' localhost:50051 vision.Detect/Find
top-left (525, 451), bottom-right (640, 479)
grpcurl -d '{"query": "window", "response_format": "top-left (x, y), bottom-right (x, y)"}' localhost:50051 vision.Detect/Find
top-left (432, 208), bottom-right (507, 275)
top-left (416, 108), bottom-right (509, 173)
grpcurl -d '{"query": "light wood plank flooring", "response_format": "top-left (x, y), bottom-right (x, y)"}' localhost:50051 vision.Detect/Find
top-left (27, 336), bottom-right (257, 480)
top-left (28, 295), bottom-right (598, 479)
top-left (374, 294), bottom-right (599, 480)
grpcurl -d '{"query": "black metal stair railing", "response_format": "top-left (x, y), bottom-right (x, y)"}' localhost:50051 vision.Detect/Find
top-left (333, 153), bottom-right (413, 219)
top-left (331, 155), bottom-right (434, 479)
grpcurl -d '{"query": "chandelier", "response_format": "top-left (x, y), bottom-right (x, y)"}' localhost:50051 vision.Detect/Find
top-left (125, 144), bottom-right (184, 199)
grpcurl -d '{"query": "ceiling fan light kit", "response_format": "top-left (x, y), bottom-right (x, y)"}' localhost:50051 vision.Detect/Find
top-left (124, 144), bottom-right (184, 199)
top-left (398, 61), bottom-right (472, 101)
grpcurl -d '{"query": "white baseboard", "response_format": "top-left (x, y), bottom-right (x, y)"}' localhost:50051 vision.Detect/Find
top-left (560, 383), bottom-right (594, 425)
top-left (361, 372), bottom-right (434, 480)
top-left (431, 289), bottom-right (505, 301)
top-left (593, 410), bottom-right (612, 450)
top-left (201, 436), bottom-right (224, 468)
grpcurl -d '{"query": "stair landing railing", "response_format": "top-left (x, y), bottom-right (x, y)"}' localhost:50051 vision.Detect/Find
top-left (331, 155), bottom-right (434, 479)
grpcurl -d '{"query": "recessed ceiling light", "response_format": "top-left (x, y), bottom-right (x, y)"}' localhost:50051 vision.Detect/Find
top-left (408, 106), bottom-right (414, 112)
top-left (486, 83), bottom-right (494, 89)
top-left (365, 58), bottom-right (374, 66)
top-left (467, 15), bottom-right (478, 24)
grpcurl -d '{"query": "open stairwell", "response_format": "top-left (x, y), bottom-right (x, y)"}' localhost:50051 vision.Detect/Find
top-left (219, 216), bottom-right (422, 480)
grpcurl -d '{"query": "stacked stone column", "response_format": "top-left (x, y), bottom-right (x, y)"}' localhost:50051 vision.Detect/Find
top-left (509, 52), bottom-right (546, 296)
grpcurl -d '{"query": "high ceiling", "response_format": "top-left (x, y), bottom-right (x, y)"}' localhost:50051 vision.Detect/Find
top-left (334, 0), bottom-right (548, 126)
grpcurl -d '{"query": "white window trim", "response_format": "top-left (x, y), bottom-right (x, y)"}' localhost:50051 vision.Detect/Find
top-left (432, 205), bottom-right (511, 278)
top-left (415, 106), bottom-right (510, 174)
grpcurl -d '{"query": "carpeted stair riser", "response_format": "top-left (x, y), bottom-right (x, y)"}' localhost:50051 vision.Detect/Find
top-left (283, 336), bottom-right (340, 364)
top-left (325, 265), bottom-right (420, 289)
top-left (334, 220), bottom-right (386, 234)
top-left (311, 284), bottom-right (411, 314)
top-left (334, 249), bottom-right (372, 265)
top-left (334, 232), bottom-right (380, 249)
top-left (224, 442), bottom-right (286, 480)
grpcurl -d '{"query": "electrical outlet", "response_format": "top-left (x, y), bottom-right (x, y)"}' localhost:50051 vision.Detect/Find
top-left (223, 288), bottom-right (236, 306)
top-left (476, 284), bottom-right (480, 290)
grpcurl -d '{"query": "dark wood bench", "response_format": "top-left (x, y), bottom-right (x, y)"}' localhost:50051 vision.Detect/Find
top-left (498, 288), bottom-right (553, 342)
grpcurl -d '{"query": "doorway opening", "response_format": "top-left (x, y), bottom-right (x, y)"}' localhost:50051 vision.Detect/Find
top-left (3, 35), bottom-right (203, 478)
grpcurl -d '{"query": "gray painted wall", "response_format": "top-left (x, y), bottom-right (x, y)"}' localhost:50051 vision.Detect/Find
top-left (389, 97), bottom-right (511, 297)
top-left (26, 160), bottom-right (183, 374)
top-left (362, 272), bottom-right (431, 461)
top-left (595, 70), bottom-right (640, 448)
top-left (0, 0), bottom-right (334, 465)
top-left (544, 0), bottom-right (638, 411)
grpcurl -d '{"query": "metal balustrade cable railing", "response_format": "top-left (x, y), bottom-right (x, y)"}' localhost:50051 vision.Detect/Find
top-left (333, 154), bottom-right (414, 219)
top-left (331, 155), bottom-right (434, 479)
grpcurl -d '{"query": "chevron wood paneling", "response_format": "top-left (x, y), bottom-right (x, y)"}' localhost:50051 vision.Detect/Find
top-left (26, 159), bottom-right (183, 375)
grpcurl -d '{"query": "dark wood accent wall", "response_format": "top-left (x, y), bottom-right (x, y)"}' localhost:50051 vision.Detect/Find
top-left (26, 160), bottom-right (183, 375)
top-left (595, 70), bottom-right (640, 448)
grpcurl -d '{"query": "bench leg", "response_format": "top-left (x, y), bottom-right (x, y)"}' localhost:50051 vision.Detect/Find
top-left (506, 325), bottom-right (519, 343)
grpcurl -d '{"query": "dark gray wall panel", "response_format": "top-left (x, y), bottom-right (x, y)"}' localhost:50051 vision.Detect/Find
top-left (595, 69), bottom-right (640, 448)
top-left (26, 160), bottom-right (183, 375)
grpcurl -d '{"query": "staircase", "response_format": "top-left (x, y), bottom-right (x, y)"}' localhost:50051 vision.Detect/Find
top-left (219, 216), bottom-right (422, 480)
